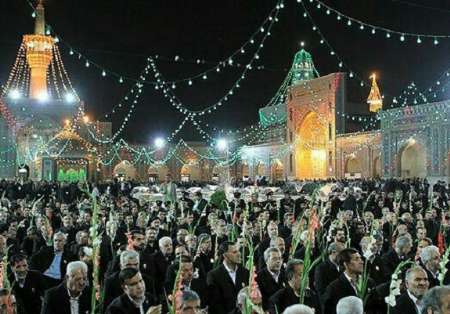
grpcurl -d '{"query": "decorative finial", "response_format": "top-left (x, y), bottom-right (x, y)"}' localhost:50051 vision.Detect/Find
top-left (367, 73), bottom-right (383, 112)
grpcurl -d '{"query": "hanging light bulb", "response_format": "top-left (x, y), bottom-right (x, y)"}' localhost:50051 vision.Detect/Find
top-left (434, 38), bottom-right (439, 45)
top-left (359, 24), bottom-right (364, 30)
top-left (102, 70), bottom-right (106, 77)
top-left (349, 72), bottom-right (354, 78)
top-left (326, 9), bottom-right (330, 15)
top-left (188, 80), bottom-right (193, 86)
top-left (400, 34), bottom-right (405, 42)
top-left (31, 11), bottom-right (36, 18)
top-left (85, 61), bottom-right (90, 67)
top-left (386, 32), bottom-right (391, 38)
top-left (347, 20), bottom-right (352, 26)
top-left (337, 14), bottom-right (341, 20)
top-left (119, 77), bottom-right (124, 83)
top-left (417, 37), bottom-right (422, 44)
top-left (371, 28), bottom-right (376, 35)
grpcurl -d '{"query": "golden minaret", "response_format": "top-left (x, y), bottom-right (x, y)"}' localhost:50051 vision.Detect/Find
top-left (367, 73), bottom-right (383, 113)
top-left (23, 0), bottom-right (54, 99)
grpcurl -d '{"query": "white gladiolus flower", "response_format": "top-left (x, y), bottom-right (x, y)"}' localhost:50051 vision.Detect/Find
top-left (385, 295), bottom-right (396, 307)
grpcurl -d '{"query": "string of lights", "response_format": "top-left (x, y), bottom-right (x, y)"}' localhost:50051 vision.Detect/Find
top-left (27, 0), bottom-right (284, 88)
top-left (298, 1), bottom-right (369, 87)
top-left (305, 0), bottom-right (450, 43)
top-left (147, 2), bottom-right (283, 116)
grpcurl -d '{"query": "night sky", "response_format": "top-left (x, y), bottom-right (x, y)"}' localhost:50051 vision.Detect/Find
top-left (1, 0), bottom-right (450, 143)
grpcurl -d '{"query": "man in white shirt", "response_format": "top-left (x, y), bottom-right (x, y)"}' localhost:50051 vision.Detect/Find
top-left (41, 261), bottom-right (91, 314)
top-left (391, 266), bottom-right (430, 314)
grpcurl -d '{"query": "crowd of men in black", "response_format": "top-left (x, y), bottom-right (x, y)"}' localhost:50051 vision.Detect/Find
top-left (0, 177), bottom-right (449, 313)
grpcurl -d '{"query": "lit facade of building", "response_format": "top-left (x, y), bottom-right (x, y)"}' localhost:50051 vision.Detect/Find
top-left (241, 49), bottom-right (450, 182)
top-left (0, 2), bottom-right (102, 181)
top-left (2, 4), bottom-right (450, 183)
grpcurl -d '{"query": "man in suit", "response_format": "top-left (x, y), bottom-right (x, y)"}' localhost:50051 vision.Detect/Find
top-left (381, 235), bottom-right (413, 278)
top-left (129, 229), bottom-right (153, 274)
top-left (323, 248), bottom-right (378, 314)
top-left (192, 191), bottom-right (208, 214)
top-left (419, 245), bottom-right (441, 288)
top-left (10, 253), bottom-right (46, 314)
top-left (150, 236), bottom-right (174, 297)
top-left (103, 250), bottom-right (157, 312)
top-left (144, 227), bottom-right (159, 255)
top-left (31, 231), bottom-right (75, 288)
top-left (206, 241), bottom-right (249, 314)
top-left (390, 266), bottom-right (429, 314)
top-left (41, 261), bottom-right (91, 314)
top-left (360, 235), bottom-right (388, 285)
top-left (255, 221), bottom-right (279, 268)
top-left (314, 242), bottom-right (344, 299)
top-left (105, 268), bottom-right (162, 314)
top-left (268, 259), bottom-right (321, 314)
top-left (256, 247), bottom-right (286, 310)
top-left (164, 255), bottom-right (208, 307)
top-left (194, 233), bottom-right (213, 277)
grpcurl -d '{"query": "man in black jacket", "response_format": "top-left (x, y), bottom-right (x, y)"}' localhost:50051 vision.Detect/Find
top-left (164, 255), bottom-right (208, 308)
top-left (41, 261), bottom-right (91, 314)
top-left (256, 247), bottom-right (286, 310)
top-left (30, 231), bottom-right (75, 288)
top-left (323, 248), bottom-right (379, 314)
top-left (150, 236), bottom-right (173, 297)
top-left (206, 241), bottom-right (249, 314)
top-left (10, 253), bottom-right (46, 314)
top-left (419, 245), bottom-right (441, 288)
top-left (381, 235), bottom-right (413, 278)
top-left (390, 266), bottom-right (429, 314)
top-left (268, 259), bottom-right (321, 314)
top-left (193, 191), bottom-right (208, 214)
top-left (314, 242), bottom-right (344, 298)
top-left (105, 268), bottom-right (161, 314)
top-left (103, 250), bottom-right (157, 312)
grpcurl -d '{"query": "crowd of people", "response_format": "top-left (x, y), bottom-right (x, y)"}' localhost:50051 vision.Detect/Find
top-left (0, 175), bottom-right (449, 313)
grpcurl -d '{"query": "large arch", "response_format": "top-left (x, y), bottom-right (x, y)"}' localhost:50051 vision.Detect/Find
top-left (256, 162), bottom-right (266, 177)
top-left (242, 162), bottom-right (249, 177)
top-left (180, 162), bottom-right (201, 181)
top-left (271, 159), bottom-right (284, 182)
top-left (398, 140), bottom-right (427, 178)
top-left (295, 112), bottom-right (327, 179)
top-left (147, 164), bottom-right (168, 181)
top-left (345, 156), bottom-right (362, 176)
top-left (113, 160), bottom-right (136, 179)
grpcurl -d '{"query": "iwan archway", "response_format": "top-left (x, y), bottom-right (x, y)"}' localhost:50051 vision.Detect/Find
top-left (398, 139), bottom-right (427, 178)
top-left (295, 112), bottom-right (327, 179)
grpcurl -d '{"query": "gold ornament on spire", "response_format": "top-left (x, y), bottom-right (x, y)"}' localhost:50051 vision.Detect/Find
top-left (367, 73), bottom-right (383, 113)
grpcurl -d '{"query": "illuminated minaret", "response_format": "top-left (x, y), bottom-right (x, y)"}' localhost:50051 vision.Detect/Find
top-left (23, 0), bottom-right (54, 99)
top-left (367, 73), bottom-right (383, 113)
